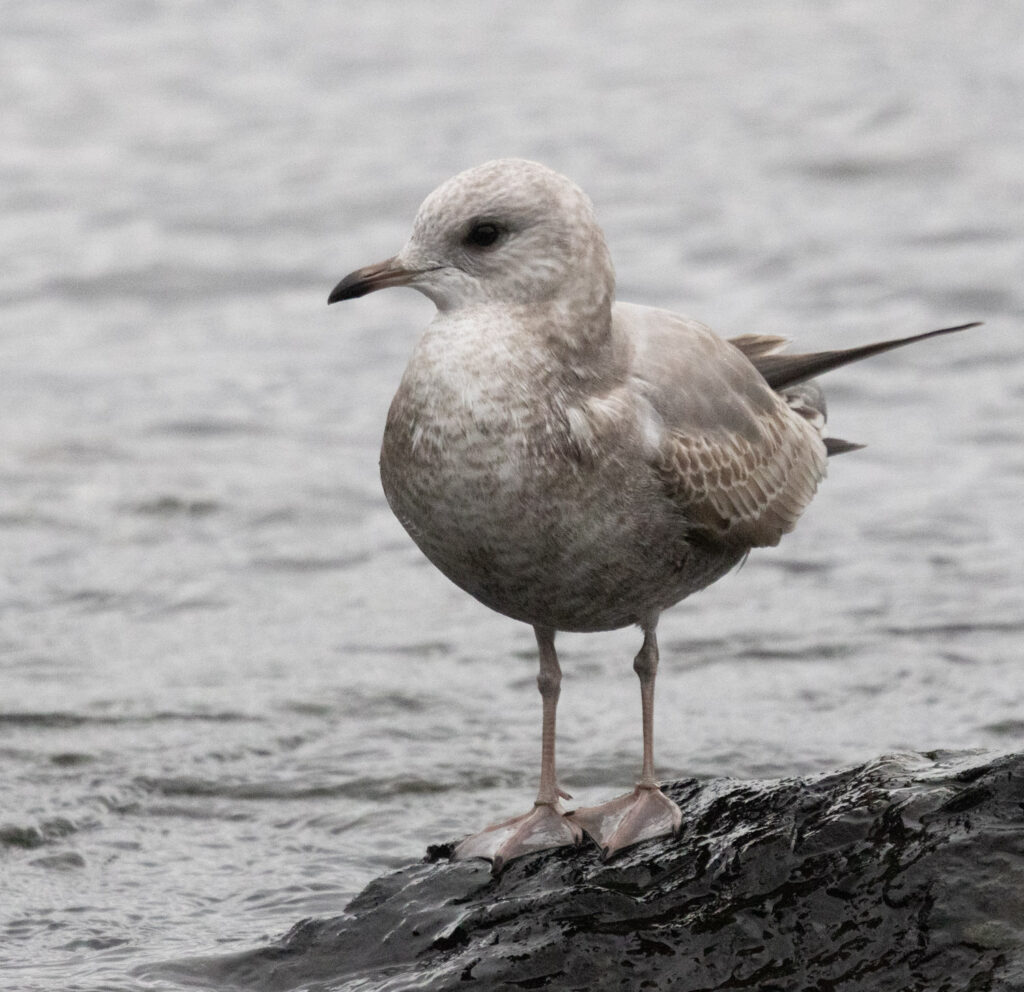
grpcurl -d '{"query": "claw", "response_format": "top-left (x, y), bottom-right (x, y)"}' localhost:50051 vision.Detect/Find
top-left (570, 785), bottom-right (682, 860)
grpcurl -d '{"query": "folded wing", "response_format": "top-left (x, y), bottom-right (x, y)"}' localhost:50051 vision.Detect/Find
top-left (614, 303), bottom-right (828, 549)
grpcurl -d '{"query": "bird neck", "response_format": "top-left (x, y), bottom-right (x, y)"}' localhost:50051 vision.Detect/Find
top-left (529, 294), bottom-right (614, 371)
top-left (531, 244), bottom-right (617, 368)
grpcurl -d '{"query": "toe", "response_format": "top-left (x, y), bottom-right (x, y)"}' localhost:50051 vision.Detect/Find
top-left (571, 786), bottom-right (682, 860)
top-left (453, 801), bottom-right (583, 871)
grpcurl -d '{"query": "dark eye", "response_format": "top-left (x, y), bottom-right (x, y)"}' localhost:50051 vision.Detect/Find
top-left (464, 221), bottom-right (503, 249)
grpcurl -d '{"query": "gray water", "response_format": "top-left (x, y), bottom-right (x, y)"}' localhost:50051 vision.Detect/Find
top-left (2, 2), bottom-right (1022, 989)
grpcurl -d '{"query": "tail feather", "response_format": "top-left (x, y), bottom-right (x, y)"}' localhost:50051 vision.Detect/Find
top-left (727, 333), bottom-right (790, 359)
top-left (750, 322), bottom-right (982, 391)
top-left (824, 437), bottom-right (866, 457)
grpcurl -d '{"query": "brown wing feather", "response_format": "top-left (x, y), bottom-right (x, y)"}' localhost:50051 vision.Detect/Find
top-left (656, 406), bottom-right (826, 547)
top-left (613, 304), bottom-right (828, 549)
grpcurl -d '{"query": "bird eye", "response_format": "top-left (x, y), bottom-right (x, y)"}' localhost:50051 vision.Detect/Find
top-left (464, 221), bottom-right (503, 249)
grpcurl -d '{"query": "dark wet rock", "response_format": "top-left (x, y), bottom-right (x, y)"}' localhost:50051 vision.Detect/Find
top-left (164, 750), bottom-right (1024, 991)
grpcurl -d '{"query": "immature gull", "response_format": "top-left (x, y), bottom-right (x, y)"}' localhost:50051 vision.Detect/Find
top-left (328, 158), bottom-right (978, 871)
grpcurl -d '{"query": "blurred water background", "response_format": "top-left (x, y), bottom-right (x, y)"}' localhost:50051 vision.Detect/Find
top-left (2, 2), bottom-right (1022, 989)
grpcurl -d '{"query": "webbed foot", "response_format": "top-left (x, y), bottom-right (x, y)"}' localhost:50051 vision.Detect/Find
top-left (570, 784), bottom-right (682, 860)
top-left (453, 799), bottom-right (584, 873)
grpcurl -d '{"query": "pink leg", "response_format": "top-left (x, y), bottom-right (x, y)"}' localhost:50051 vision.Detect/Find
top-left (571, 620), bottom-right (682, 859)
top-left (635, 626), bottom-right (660, 787)
top-left (453, 626), bottom-right (583, 871)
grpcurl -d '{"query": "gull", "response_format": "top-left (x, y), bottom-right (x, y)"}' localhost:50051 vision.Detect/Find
top-left (327, 158), bottom-right (978, 871)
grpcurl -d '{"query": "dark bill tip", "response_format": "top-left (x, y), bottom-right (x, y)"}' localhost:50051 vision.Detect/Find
top-left (327, 257), bottom-right (414, 305)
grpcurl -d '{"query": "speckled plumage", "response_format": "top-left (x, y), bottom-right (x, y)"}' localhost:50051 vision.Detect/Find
top-left (368, 161), bottom-right (828, 632)
top-left (379, 299), bottom-right (826, 631)
top-left (328, 158), bottom-right (977, 869)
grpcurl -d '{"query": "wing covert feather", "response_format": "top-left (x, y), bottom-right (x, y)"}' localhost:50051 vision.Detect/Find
top-left (614, 303), bottom-right (827, 547)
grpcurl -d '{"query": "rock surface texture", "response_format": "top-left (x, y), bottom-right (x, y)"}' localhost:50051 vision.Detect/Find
top-left (167, 750), bottom-right (1024, 991)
